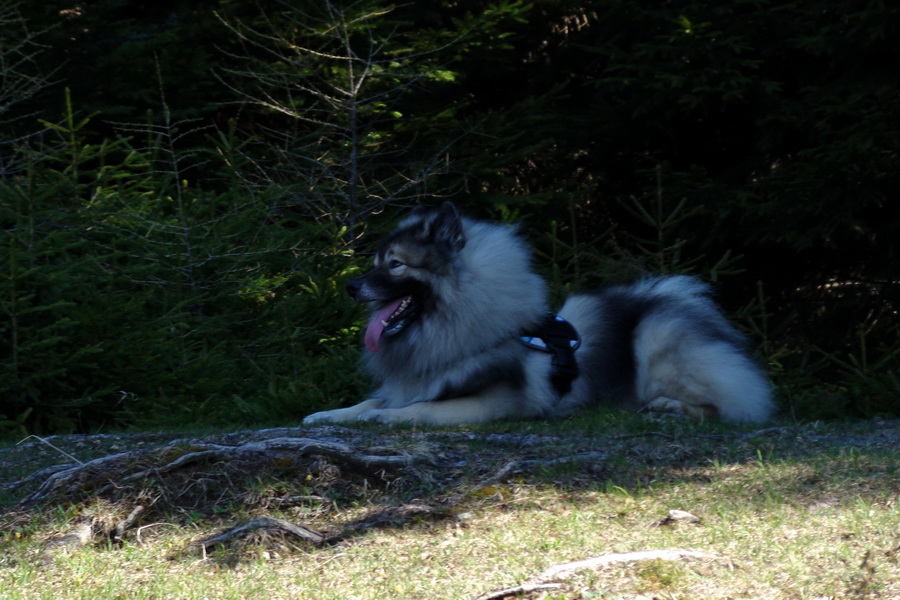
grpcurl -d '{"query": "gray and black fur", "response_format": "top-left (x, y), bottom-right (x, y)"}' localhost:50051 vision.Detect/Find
top-left (304, 203), bottom-right (774, 426)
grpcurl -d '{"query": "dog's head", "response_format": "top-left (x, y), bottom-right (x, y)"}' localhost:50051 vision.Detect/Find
top-left (347, 202), bottom-right (466, 352)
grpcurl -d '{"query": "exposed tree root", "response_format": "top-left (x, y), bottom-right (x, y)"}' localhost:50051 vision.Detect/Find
top-left (14, 435), bottom-right (438, 564)
top-left (193, 516), bottom-right (325, 553)
top-left (113, 505), bottom-right (148, 543)
top-left (19, 437), bottom-right (430, 505)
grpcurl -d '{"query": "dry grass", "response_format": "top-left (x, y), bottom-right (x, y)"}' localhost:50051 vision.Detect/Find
top-left (1, 415), bottom-right (898, 599)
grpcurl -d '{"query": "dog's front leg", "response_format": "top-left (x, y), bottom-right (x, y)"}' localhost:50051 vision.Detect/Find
top-left (356, 394), bottom-right (531, 427)
top-left (303, 398), bottom-right (382, 424)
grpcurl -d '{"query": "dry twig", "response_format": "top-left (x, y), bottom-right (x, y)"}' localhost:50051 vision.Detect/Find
top-left (476, 548), bottom-right (720, 600)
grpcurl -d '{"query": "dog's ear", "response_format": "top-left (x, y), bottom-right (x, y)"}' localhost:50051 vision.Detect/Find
top-left (431, 201), bottom-right (466, 252)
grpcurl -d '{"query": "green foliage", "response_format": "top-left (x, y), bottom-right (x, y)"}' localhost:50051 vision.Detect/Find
top-left (779, 332), bottom-right (900, 422)
top-left (1, 91), bottom-right (367, 433)
top-left (1, 0), bottom-right (898, 431)
top-left (215, 0), bottom-right (535, 235)
top-left (2, 92), bottom-right (138, 432)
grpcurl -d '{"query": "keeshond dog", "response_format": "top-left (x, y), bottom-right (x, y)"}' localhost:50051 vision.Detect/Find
top-left (303, 202), bottom-right (774, 426)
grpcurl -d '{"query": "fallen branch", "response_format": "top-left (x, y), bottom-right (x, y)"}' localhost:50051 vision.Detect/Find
top-left (536, 548), bottom-right (716, 580)
top-left (653, 509), bottom-right (702, 527)
top-left (476, 548), bottom-right (720, 600)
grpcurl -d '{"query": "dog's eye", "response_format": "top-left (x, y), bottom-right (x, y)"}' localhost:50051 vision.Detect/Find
top-left (388, 259), bottom-right (405, 270)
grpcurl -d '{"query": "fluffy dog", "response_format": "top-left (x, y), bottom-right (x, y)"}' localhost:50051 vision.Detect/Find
top-left (303, 203), bottom-right (774, 426)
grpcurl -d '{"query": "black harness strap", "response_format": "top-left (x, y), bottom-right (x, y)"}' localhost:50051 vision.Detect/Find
top-left (520, 312), bottom-right (581, 396)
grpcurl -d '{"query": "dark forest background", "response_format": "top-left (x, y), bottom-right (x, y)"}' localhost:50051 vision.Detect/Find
top-left (1, 0), bottom-right (897, 435)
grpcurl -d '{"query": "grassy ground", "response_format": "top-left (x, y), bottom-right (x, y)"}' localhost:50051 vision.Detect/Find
top-left (1, 413), bottom-right (898, 599)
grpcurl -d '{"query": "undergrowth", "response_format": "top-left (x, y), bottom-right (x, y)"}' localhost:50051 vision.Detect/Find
top-left (2, 93), bottom-right (897, 438)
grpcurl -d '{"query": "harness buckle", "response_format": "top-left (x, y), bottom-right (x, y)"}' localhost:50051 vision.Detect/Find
top-left (520, 313), bottom-right (581, 396)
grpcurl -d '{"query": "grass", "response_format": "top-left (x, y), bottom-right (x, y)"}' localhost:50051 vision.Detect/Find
top-left (1, 415), bottom-right (899, 599)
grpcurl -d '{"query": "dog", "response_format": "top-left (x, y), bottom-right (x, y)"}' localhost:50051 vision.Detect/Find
top-left (303, 202), bottom-right (774, 426)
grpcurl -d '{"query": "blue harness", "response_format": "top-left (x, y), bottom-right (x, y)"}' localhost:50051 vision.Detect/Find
top-left (520, 313), bottom-right (581, 396)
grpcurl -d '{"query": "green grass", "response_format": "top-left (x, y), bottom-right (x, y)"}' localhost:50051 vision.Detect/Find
top-left (2, 416), bottom-right (899, 599)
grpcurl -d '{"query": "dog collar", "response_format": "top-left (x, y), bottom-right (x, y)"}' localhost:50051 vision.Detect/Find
top-left (521, 313), bottom-right (581, 396)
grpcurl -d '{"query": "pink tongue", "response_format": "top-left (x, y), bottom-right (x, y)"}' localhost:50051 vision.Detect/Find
top-left (364, 299), bottom-right (404, 352)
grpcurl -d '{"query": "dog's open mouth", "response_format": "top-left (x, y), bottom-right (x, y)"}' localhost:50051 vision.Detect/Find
top-left (365, 296), bottom-right (415, 352)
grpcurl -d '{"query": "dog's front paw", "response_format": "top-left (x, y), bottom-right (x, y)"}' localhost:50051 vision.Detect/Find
top-left (304, 399), bottom-right (384, 425)
top-left (643, 396), bottom-right (716, 420)
top-left (303, 410), bottom-right (335, 425)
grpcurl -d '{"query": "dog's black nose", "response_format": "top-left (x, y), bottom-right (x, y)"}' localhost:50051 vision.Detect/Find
top-left (346, 278), bottom-right (362, 300)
